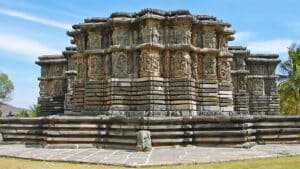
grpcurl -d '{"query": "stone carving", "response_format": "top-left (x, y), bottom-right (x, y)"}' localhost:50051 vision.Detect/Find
top-left (142, 26), bottom-right (160, 44)
top-left (76, 56), bottom-right (86, 80)
top-left (196, 32), bottom-right (203, 48)
top-left (37, 9), bottom-right (280, 116)
top-left (203, 30), bottom-right (217, 48)
top-left (191, 53), bottom-right (198, 79)
top-left (101, 33), bottom-right (110, 48)
top-left (152, 27), bottom-right (160, 43)
top-left (112, 52), bottom-right (128, 78)
top-left (112, 29), bottom-right (129, 46)
top-left (98, 55), bottom-right (106, 79)
top-left (248, 78), bottom-right (264, 95)
top-left (197, 54), bottom-right (204, 78)
top-left (139, 50), bottom-right (160, 77)
top-left (203, 55), bottom-right (216, 75)
top-left (172, 51), bottom-right (191, 78)
top-left (88, 55), bottom-right (97, 80)
top-left (238, 76), bottom-right (247, 91)
top-left (88, 32), bottom-right (101, 49)
top-left (183, 30), bottom-right (191, 44)
top-left (136, 130), bottom-right (152, 151)
top-left (218, 58), bottom-right (231, 81)
top-left (74, 34), bottom-right (85, 50)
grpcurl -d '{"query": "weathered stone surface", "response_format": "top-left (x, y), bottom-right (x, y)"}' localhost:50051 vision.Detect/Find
top-left (0, 144), bottom-right (299, 167)
top-left (136, 130), bottom-right (152, 151)
top-left (36, 9), bottom-right (279, 117)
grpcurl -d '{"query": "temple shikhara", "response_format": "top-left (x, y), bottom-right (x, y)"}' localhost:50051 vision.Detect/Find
top-left (36, 9), bottom-right (280, 116)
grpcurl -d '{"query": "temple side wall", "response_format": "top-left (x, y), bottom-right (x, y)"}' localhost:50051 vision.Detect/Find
top-left (36, 10), bottom-right (280, 116)
top-left (61, 13), bottom-right (235, 116)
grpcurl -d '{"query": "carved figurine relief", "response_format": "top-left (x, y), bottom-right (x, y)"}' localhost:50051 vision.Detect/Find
top-left (76, 56), bottom-right (86, 80)
top-left (190, 53), bottom-right (198, 79)
top-left (151, 27), bottom-right (160, 44)
top-left (88, 55), bottom-right (97, 80)
top-left (139, 49), bottom-right (160, 77)
top-left (218, 58), bottom-right (231, 81)
top-left (101, 33), bottom-right (110, 48)
top-left (183, 30), bottom-right (191, 44)
top-left (88, 32), bottom-right (102, 49)
top-left (203, 55), bottom-right (216, 75)
top-left (112, 52), bottom-right (128, 78)
top-left (238, 75), bottom-right (247, 91)
top-left (141, 26), bottom-right (151, 43)
top-left (196, 32), bottom-right (203, 47)
top-left (97, 55), bottom-right (106, 79)
top-left (172, 51), bottom-right (191, 78)
top-left (112, 29), bottom-right (129, 46)
top-left (197, 54), bottom-right (204, 78)
top-left (203, 30), bottom-right (217, 48)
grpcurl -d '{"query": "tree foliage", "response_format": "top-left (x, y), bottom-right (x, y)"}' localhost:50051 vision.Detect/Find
top-left (16, 104), bottom-right (41, 117)
top-left (0, 72), bottom-right (14, 102)
top-left (278, 44), bottom-right (300, 115)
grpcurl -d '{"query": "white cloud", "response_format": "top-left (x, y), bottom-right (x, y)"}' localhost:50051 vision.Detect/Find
top-left (0, 7), bottom-right (71, 30)
top-left (247, 39), bottom-right (292, 54)
top-left (234, 31), bottom-right (253, 42)
top-left (0, 33), bottom-right (59, 59)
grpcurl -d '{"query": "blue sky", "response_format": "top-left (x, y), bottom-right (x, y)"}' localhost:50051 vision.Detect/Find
top-left (0, 0), bottom-right (299, 108)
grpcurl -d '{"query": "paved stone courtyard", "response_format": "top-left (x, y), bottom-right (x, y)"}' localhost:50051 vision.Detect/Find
top-left (0, 144), bottom-right (299, 167)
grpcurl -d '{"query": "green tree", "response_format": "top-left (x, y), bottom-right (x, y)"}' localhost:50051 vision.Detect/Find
top-left (15, 109), bottom-right (30, 117)
top-left (278, 44), bottom-right (300, 114)
top-left (0, 72), bottom-right (14, 102)
top-left (16, 104), bottom-right (41, 117)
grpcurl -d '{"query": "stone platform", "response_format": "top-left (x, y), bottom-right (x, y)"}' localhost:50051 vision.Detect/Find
top-left (0, 144), bottom-right (299, 167)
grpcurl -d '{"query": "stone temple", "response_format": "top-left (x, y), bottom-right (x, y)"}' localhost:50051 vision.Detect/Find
top-left (2, 9), bottom-right (300, 150)
top-left (36, 9), bottom-right (280, 117)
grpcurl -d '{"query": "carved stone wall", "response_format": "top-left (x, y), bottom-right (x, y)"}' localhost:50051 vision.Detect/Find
top-left (139, 48), bottom-right (160, 77)
top-left (36, 55), bottom-right (66, 116)
top-left (37, 9), bottom-right (279, 117)
top-left (230, 47), bottom-right (280, 115)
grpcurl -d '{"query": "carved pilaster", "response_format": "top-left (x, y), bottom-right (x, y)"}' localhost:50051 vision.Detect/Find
top-left (87, 31), bottom-right (102, 49)
top-left (171, 51), bottom-right (191, 78)
top-left (111, 51), bottom-right (128, 78)
top-left (203, 54), bottom-right (217, 78)
top-left (217, 56), bottom-right (234, 113)
top-left (199, 54), bottom-right (219, 112)
top-left (139, 48), bottom-right (160, 77)
top-left (203, 27), bottom-right (217, 48)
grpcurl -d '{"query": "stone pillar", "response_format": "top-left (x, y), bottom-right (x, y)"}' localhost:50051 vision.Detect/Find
top-left (64, 70), bottom-right (77, 114)
top-left (111, 51), bottom-right (128, 78)
top-left (169, 50), bottom-right (196, 114)
top-left (217, 52), bottom-right (234, 114)
top-left (137, 47), bottom-right (166, 114)
top-left (36, 55), bottom-right (67, 116)
top-left (110, 51), bottom-right (130, 114)
top-left (230, 47), bottom-right (250, 115)
top-left (198, 53), bottom-right (220, 113)
top-left (247, 76), bottom-right (266, 114)
top-left (139, 48), bottom-right (160, 77)
top-left (72, 54), bottom-right (87, 113)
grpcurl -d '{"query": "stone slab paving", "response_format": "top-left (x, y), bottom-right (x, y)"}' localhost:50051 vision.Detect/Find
top-left (0, 144), bottom-right (299, 167)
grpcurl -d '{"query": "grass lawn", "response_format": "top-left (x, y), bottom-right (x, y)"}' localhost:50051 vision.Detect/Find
top-left (0, 156), bottom-right (299, 169)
